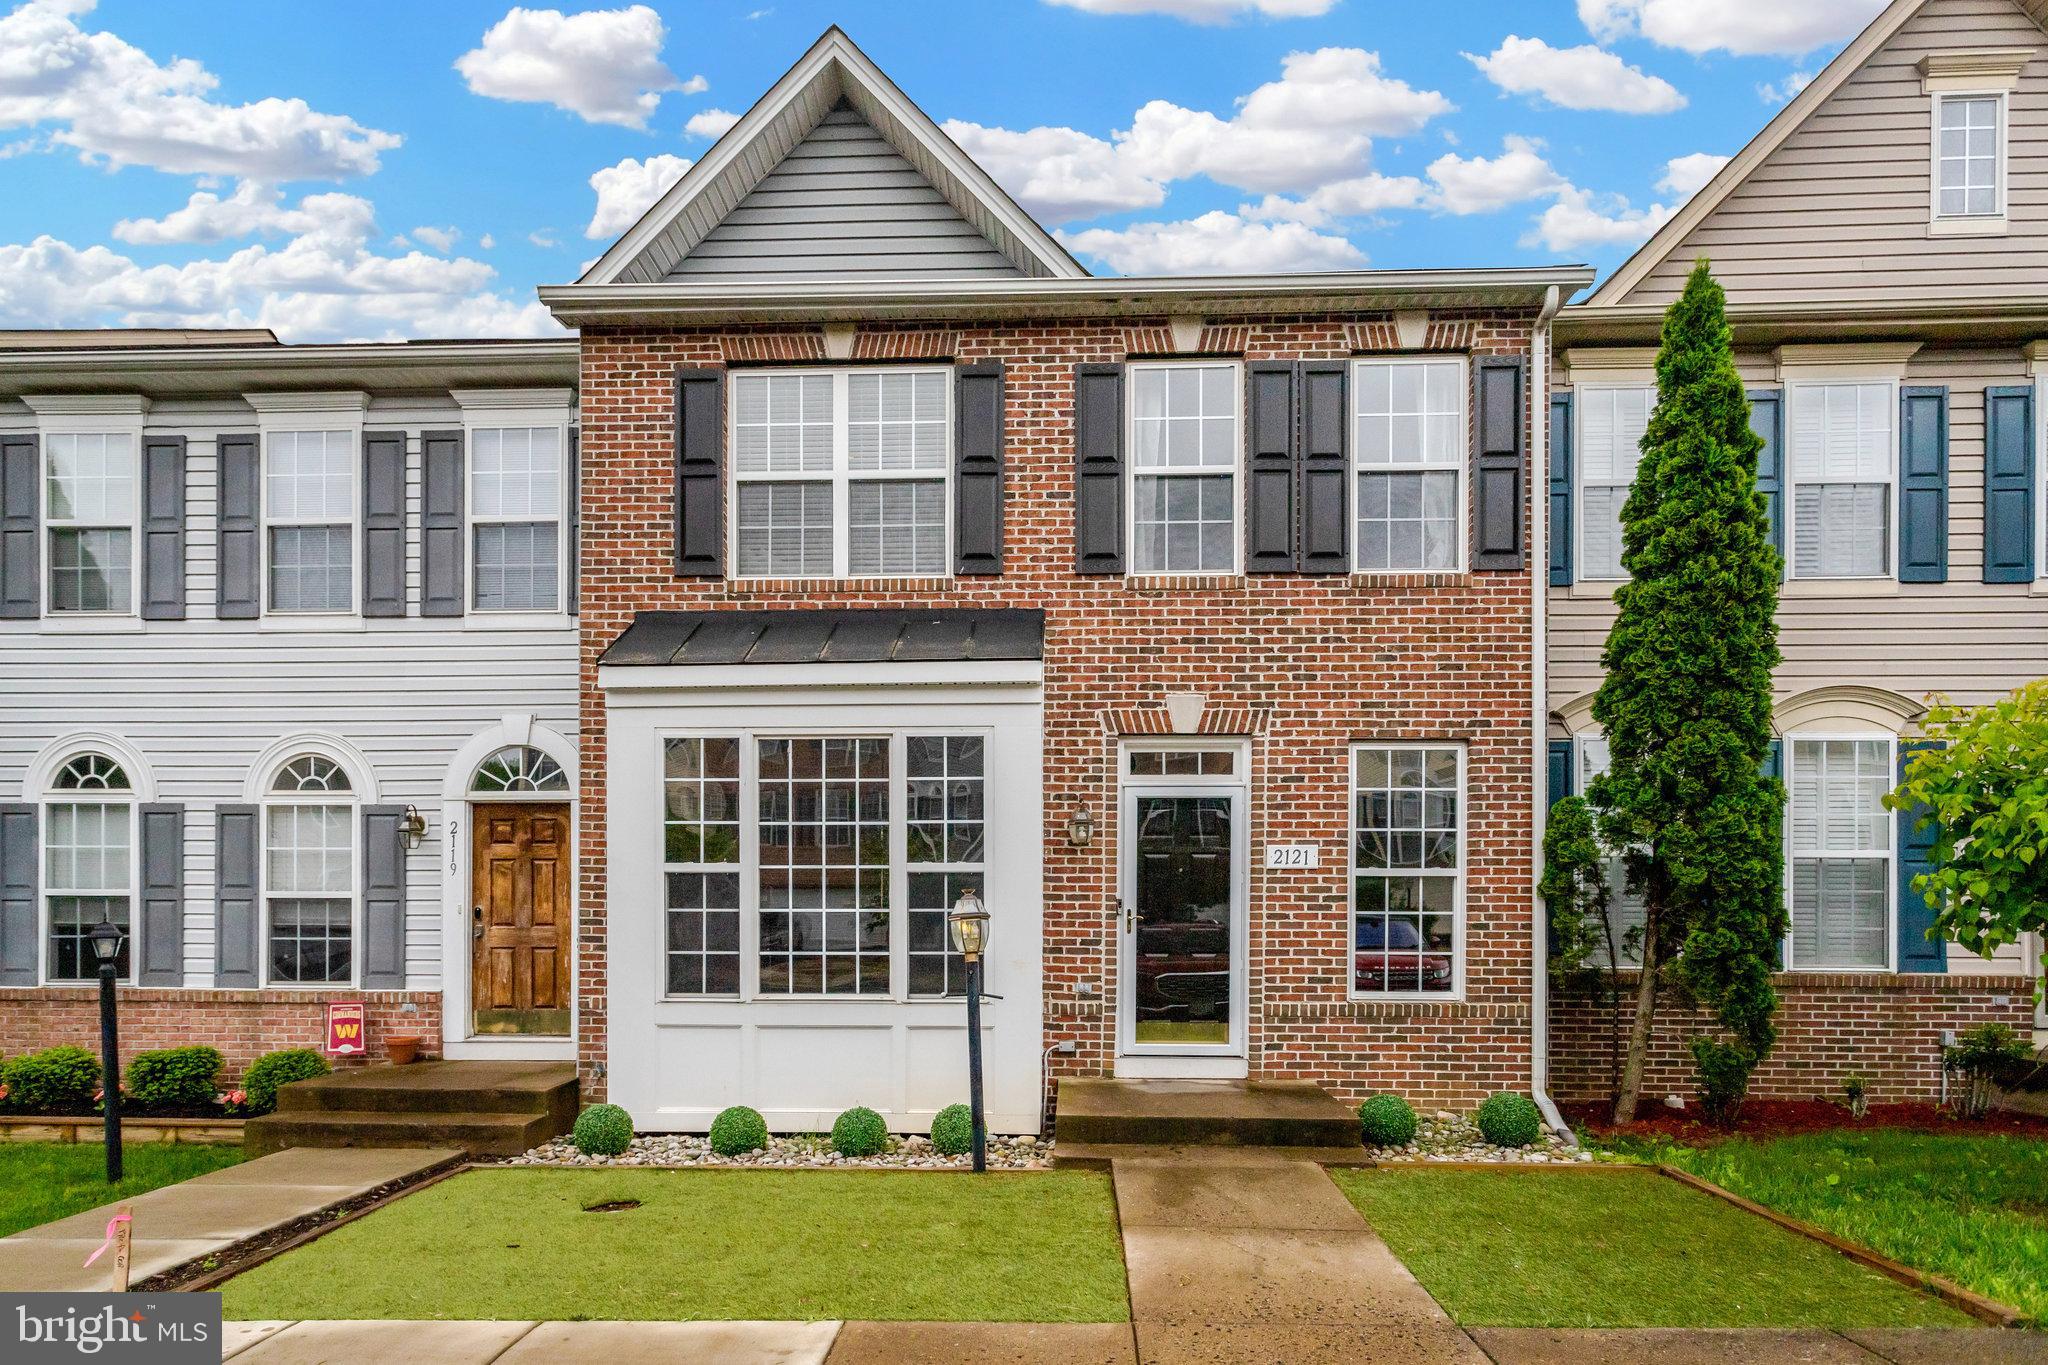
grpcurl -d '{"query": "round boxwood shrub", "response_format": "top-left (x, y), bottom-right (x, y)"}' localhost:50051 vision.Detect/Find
top-left (572, 1103), bottom-right (635, 1157)
top-left (239, 1048), bottom-right (331, 1117)
top-left (708, 1104), bottom-right (768, 1157)
top-left (831, 1105), bottom-right (889, 1157)
top-left (1356, 1094), bottom-right (1418, 1148)
top-left (1476, 1092), bottom-right (1543, 1148)
top-left (2, 1046), bottom-right (101, 1114)
top-left (928, 1103), bottom-right (975, 1156)
top-left (125, 1046), bottom-right (223, 1113)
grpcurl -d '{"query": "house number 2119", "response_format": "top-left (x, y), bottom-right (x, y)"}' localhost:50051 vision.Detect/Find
top-left (1265, 845), bottom-right (1320, 869)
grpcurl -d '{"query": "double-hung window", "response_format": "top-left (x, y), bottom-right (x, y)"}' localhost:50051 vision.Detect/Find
top-left (1353, 358), bottom-right (1465, 572)
top-left (1936, 94), bottom-right (2002, 220)
top-left (45, 433), bottom-right (137, 614)
top-left (264, 754), bottom-right (356, 985)
top-left (265, 430), bottom-right (355, 612)
top-left (1350, 744), bottom-right (1462, 997)
top-left (43, 754), bottom-right (134, 982)
top-left (731, 368), bottom-right (950, 578)
top-left (1787, 736), bottom-right (1894, 971)
top-left (1129, 362), bottom-right (1239, 574)
top-left (1788, 382), bottom-right (1894, 579)
top-left (471, 426), bottom-right (564, 611)
top-left (1575, 387), bottom-right (1652, 581)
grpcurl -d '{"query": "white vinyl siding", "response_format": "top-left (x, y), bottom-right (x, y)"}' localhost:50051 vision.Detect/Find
top-left (1349, 744), bottom-right (1463, 999)
top-left (45, 432), bottom-right (137, 615)
top-left (265, 430), bottom-right (355, 613)
top-left (1788, 381), bottom-right (1895, 580)
top-left (1788, 736), bottom-right (1894, 971)
top-left (1353, 358), bottom-right (1464, 573)
top-left (1575, 387), bottom-right (1652, 581)
top-left (1936, 94), bottom-right (2002, 220)
top-left (1129, 362), bottom-right (1238, 575)
top-left (471, 426), bottom-right (564, 612)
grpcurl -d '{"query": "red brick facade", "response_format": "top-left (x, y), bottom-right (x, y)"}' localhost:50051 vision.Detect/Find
top-left (576, 311), bottom-right (1544, 1111)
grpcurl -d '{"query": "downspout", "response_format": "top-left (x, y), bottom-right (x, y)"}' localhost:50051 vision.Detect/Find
top-left (1527, 283), bottom-right (1575, 1144)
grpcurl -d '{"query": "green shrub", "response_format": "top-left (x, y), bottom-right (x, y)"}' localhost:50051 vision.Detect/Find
top-left (239, 1048), bottom-right (330, 1116)
top-left (125, 1046), bottom-right (222, 1112)
top-left (2, 1046), bottom-right (101, 1114)
top-left (929, 1103), bottom-right (975, 1156)
top-left (708, 1105), bottom-right (768, 1157)
top-left (1690, 1038), bottom-right (1755, 1128)
top-left (1949, 1022), bottom-right (2036, 1117)
top-left (1357, 1094), bottom-right (1418, 1147)
top-left (572, 1103), bottom-right (635, 1157)
top-left (1475, 1092), bottom-right (1542, 1148)
top-left (831, 1105), bottom-right (889, 1157)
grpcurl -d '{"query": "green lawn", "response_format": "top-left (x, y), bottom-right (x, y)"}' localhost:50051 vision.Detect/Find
top-left (0, 1143), bottom-right (243, 1238)
top-left (1658, 1132), bottom-right (2048, 1323)
top-left (221, 1168), bottom-right (1130, 1323)
top-left (1333, 1167), bottom-right (1971, 1329)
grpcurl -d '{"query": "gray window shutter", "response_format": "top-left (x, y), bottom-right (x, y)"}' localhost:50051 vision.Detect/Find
top-left (1747, 390), bottom-right (1785, 578)
top-left (1245, 362), bottom-right (1296, 574)
top-left (361, 805), bottom-right (407, 990)
top-left (1896, 741), bottom-right (1946, 973)
top-left (1297, 360), bottom-right (1349, 574)
top-left (215, 433), bottom-right (261, 620)
top-left (140, 435), bottom-right (187, 621)
top-left (1472, 357), bottom-right (1527, 571)
top-left (421, 429), bottom-right (465, 616)
top-left (1074, 364), bottom-right (1125, 575)
top-left (1984, 385), bottom-right (2036, 584)
top-left (362, 430), bottom-right (406, 617)
top-left (0, 805), bottom-right (35, 986)
top-left (566, 426), bottom-right (581, 614)
top-left (138, 803), bottom-right (185, 986)
top-left (1548, 392), bottom-right (1573, 586)
top-left (674, 368), bottom-right (725, 577)
top-left (1, 434), bottom-right (39, 620)
top-left (214, 805), bottom-right (260, 987)
top-left (1898, 387), bottom-right (1948, 583)
top-left (954, 362), bottom-right (1005, 575)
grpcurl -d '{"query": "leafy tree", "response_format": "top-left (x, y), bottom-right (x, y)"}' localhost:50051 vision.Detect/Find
top-left (1588, 260), bottom-right (1785, 1124)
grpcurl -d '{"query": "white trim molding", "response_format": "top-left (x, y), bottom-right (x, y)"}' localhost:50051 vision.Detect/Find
top-left (1775, 685), bottom-right (1926, 737)
top-left (1561, 347), bottom-right (1660, 386)
top-left (21, 730), bottom-right (158, 802)
top-left (1775, 343), bottom-right (1923, 382)
top-left (241, 731), bottom-right (381, 803)
top-left (1920, 50), bottom-right (2032, 93)
top-left (242, 390), bottom-right (371, 417)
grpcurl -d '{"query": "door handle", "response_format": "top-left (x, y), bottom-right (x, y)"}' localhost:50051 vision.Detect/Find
top-left (472, 905), bottom-right (484, 940)
top-left (1120, 903), bottom-right (1140, 935)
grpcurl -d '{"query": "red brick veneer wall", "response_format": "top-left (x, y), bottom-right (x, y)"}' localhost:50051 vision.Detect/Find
top-left (1549, 972), bottom-right (2034, 1104)
top-left (577, 311), bottom-right (1544, 1113)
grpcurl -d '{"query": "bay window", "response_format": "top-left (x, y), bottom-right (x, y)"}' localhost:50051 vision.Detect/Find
top-left (265, 430), bottom-right (355, 612)
top-left (1788, 736), bottom-right (1894, 971)
top-left (1574, 387), bottom-right (1652, 581)
top-left (45, 433), bottom-right (137, 614)
top-left (1353, 358), bottom-right (1465, 573)
top-left (1351, 744), bottom-right (1463, 997)
top-left (471, 426), bottom-right (565, 612)
top-left (1788, 382), bottom-right (1894, 579)
top-left (1129, 362), bottom-right (1239, 575)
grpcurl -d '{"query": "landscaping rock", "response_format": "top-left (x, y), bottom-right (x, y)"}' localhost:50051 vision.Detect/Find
top-left (506, 1131), bottom-right (1052, 1170)
top-left (1363, 1113), bottom-right (1619, 1164)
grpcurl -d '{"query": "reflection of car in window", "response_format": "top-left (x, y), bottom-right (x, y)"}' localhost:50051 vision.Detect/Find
top-left (1135, 917), bottom-right (1229, 1018)
top-left (1353, 918), bottom-right (1453, 992)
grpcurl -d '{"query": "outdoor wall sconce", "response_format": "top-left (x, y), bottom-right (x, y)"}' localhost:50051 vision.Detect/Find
top-left (1067, 805), bottom-right (1095, 848)
top-left (400, 805), bottom-right (428, 849)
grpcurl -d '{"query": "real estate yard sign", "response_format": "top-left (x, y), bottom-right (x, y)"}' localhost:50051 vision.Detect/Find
top-left (326, 1002), bottom-right (367, 1056)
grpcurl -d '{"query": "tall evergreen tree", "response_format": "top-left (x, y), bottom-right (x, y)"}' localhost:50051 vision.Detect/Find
top-left (1588, 260), bottom-right (1785, 1124)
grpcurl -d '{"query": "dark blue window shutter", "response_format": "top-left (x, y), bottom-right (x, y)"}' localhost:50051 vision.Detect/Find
top-left (0, 805), bottom-right (35, 986)
top-left (1074, 364), bottom-right (1125, 575)
top-left (0, 434), bottom-right (36, 620)
top-left (361, 805), bottom-right (407, 990)
top-left (1984, 385), bottom-right (2036, 583)
top-left (140, 435), bottom-right (187, 621)
top-left (566, 426), bottom-right (581, 614)
top-left (1549, 392), bottom-right (1573, 586)
top-left (1747, 390), bottom-right (1785, 579)
top-left (1895, 741), bottom-right (1946, 973)
top-left (1473, 357), bottom-right (1527, 571)
top-left (953, 362), bottom-right (1005, 575)
top-left (214, 805), bottom-right (259, 987)
top-left (362, 430), bottom-right (406, 617)
top-left (138, 803), bottom-right (185, 986)
top-left (1761, 738), bottom-right (1785, 970)
top-left (1245, 362), bottom-right (1296, 574)
top-left (674, 368), bottom-right (725, 577)
top-left (1547, 738), bottom-right (1575, 807)
top-left (421, 430), bottom-right (465, 616)
top-left (1297, 360), bottom-right (1349, 574)
top-left (215, 433), bottom-right (261, 619)
top-left (1898, 387), bottom-right (1948, 583)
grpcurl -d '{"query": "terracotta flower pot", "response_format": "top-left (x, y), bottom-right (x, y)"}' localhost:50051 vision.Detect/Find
top-left (386, 1036), bottom-right (422, 1066)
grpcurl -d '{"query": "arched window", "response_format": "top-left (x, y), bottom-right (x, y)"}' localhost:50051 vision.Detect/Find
top-left (43, 752), bottom-right (135, 982)
top-left (264, 753), bottom-right (356, 985)
top-left (469, 745), bottom-right (569, 794)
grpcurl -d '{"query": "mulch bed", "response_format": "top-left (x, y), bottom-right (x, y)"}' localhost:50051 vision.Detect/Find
top-left (1564, 1099), bottom-right (2048, 1144)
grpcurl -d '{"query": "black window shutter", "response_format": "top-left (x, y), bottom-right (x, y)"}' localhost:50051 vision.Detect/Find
top-left (421, 429), bottom-right (465, 616)
top-left (1762, 738), bottom-right (1786, 970)
top-left (361, 806), bottom-right (407, 990)
top-left (1547, 738), bottom-right (1575, 807)
top-left (1895, 741), bottom-right (1946, 972)
top-left (1244, 362), bottom-right (1297, 574)
top-left (954, 362), bottom-right (1006, 575)
top-left (140, 435), bottom-right (186, 621)
top-left (1984, 385), bottom-right (2036, 584)
top-left (566, 426), bottom-right (581, 613)
top-left (1297, 360), bottom-right (1350, 574)
top-left (0, 434), bottom-right (35, 619)
top-left (1472, 357), bottom-right (1527, 571)
top-left (1747, 390), bottom-right (1786, 578)
top-left (0, 805), bottom-right (35, 986)
top-left (1548, 392), bottom-right (1573, 586)
top-left (215, 433), bottom-right (261, 619)
top-left (362, 431), bottom-right (406, 617)
top-left (1074, 364), bottom-right (1125, 575)
top-left (138, 803), bottom-right (185, 986)
top-left (674, 368), bottom-right (726, 577)
top-left (214, 805), bottom-right (260, 987)
top-left (1898, 387), bottom-right (1948, 584)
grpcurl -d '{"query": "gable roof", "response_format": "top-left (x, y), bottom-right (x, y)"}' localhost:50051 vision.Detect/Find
top-left (580, 28), bottom-right (1086, 286)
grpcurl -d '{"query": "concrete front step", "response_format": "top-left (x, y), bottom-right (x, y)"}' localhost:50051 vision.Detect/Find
top-left (249, 1060), bottom-right (579, 1157)
top-left (244, 1107), bottom-right (560, 1158)
top-left (1054, 1079), bottom-right (1363, 1151)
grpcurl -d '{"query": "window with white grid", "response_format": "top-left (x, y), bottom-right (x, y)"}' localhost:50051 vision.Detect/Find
top-left (1130, 363), bottom-right (1238, 574)
top-left (757, 737), bottom-right (892, 995)
top-left (1354, 359), bottom-right (1465, 573)
top-left (471, 426), bottom-right (563, 612)
top-left (907, 735), bottom-right (984, 998)
top-left (731, 368), bottom-right (950, 578)
top-left (663, 737), bottom-right (742, 997)
top-left (1575, 387), bottom-right (1652, 581)
top-left (1788, 737), bottom-right (1893, 971)
top-left (45, 433), bottom-right (137, 614)
top-left (265, 430), bottom-right (354, 612)
top-left (1577, 736), bottom-right (1645, 967)
top-left (264, 755), bottom-right (355, 985)
top-left (1350, 745), bottom-right (1462, 998)
top-left (43, 767), bottom-right (134, 983)
top-left (1788, 382), bottom-right (1893, 579)
top-left (1937, 95), bottom-right (2001, 219)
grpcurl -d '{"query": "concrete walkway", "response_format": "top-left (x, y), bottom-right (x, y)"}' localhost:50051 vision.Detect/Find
top-left (0, 1145), bottom-right (458, 1291)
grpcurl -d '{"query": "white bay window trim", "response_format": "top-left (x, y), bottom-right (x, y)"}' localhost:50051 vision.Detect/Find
top-left (1572, 384), bottom-right (1654, 583)
top-left (1785, 378), bottom-right (1899, 582)
top-left (1127, 360), bottom-right (1242, 577)
top-left (1785, 733), bottom-right (1896, 973)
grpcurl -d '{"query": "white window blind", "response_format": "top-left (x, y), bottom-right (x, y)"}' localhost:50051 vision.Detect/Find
top-left (1576, 387), bottom-right (1652, 581)
top-left (1789, 383), bottom-right (1892, 579)
top-left (1938, 95), bottom-right (2000, 219)
top-left (1789, 737), bottom-right (1892, 970)
top-left (1354, 359), bottom-right (1464, 572)
top-left (1131, 363), bottom-right (1238, 574)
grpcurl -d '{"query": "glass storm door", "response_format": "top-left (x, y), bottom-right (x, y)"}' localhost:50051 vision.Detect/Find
top-left (1120, 790), bottom-right (1241, 1054)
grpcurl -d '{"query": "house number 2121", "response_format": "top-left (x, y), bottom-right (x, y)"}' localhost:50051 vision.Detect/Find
top-left (1265, 845), bottom-right (1320, 869)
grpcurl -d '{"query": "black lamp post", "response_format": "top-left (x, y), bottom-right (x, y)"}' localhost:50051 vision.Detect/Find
top-left (947, 889), bottom-right (991, 1173)
top-left (88, 916), bottom-right (124, 1183)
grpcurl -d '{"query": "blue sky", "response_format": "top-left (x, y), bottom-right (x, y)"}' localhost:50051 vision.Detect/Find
top-left (0, 0), bottom-right (1886, 340)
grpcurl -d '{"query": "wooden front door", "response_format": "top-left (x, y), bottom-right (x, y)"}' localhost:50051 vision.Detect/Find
top-left (471, 802), bottom-right (571, 1035)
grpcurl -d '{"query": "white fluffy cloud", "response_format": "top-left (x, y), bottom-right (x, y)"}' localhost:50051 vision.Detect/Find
top-left (455, 5), bottom-right (700, 129)
top-left (585, 152), bottom-right (692, 239)
top-left (0, 0), bottom-right (399, 179)
top-left (942, 121), bottom-right (1164, 223)
top-left (684, 108), bottom-right (739, 139)
top-left (1657, 151), bottom-right (1730, 198)
top-left (1579, 0), bottom-right (1885, 56)
top-left (1466, 36), bottom-right (1685, 114)
top-left (112, 181), bottom-right (329, 245)
top-left (1522, 187), bottom-right (1676, 252)
top-left (1058, 210), bottom-right (1365, 274)
top-left (1757, 69), bottom-right (1815, 104)
top-left (1044, 0), bottom-right (1335, 21)
top-left (1424, 136), bottom-right (1568, 215)
top-left (1242, 172), bottom-right (1427, 226)
top-left (412, 225), bottom-right (460, 253)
